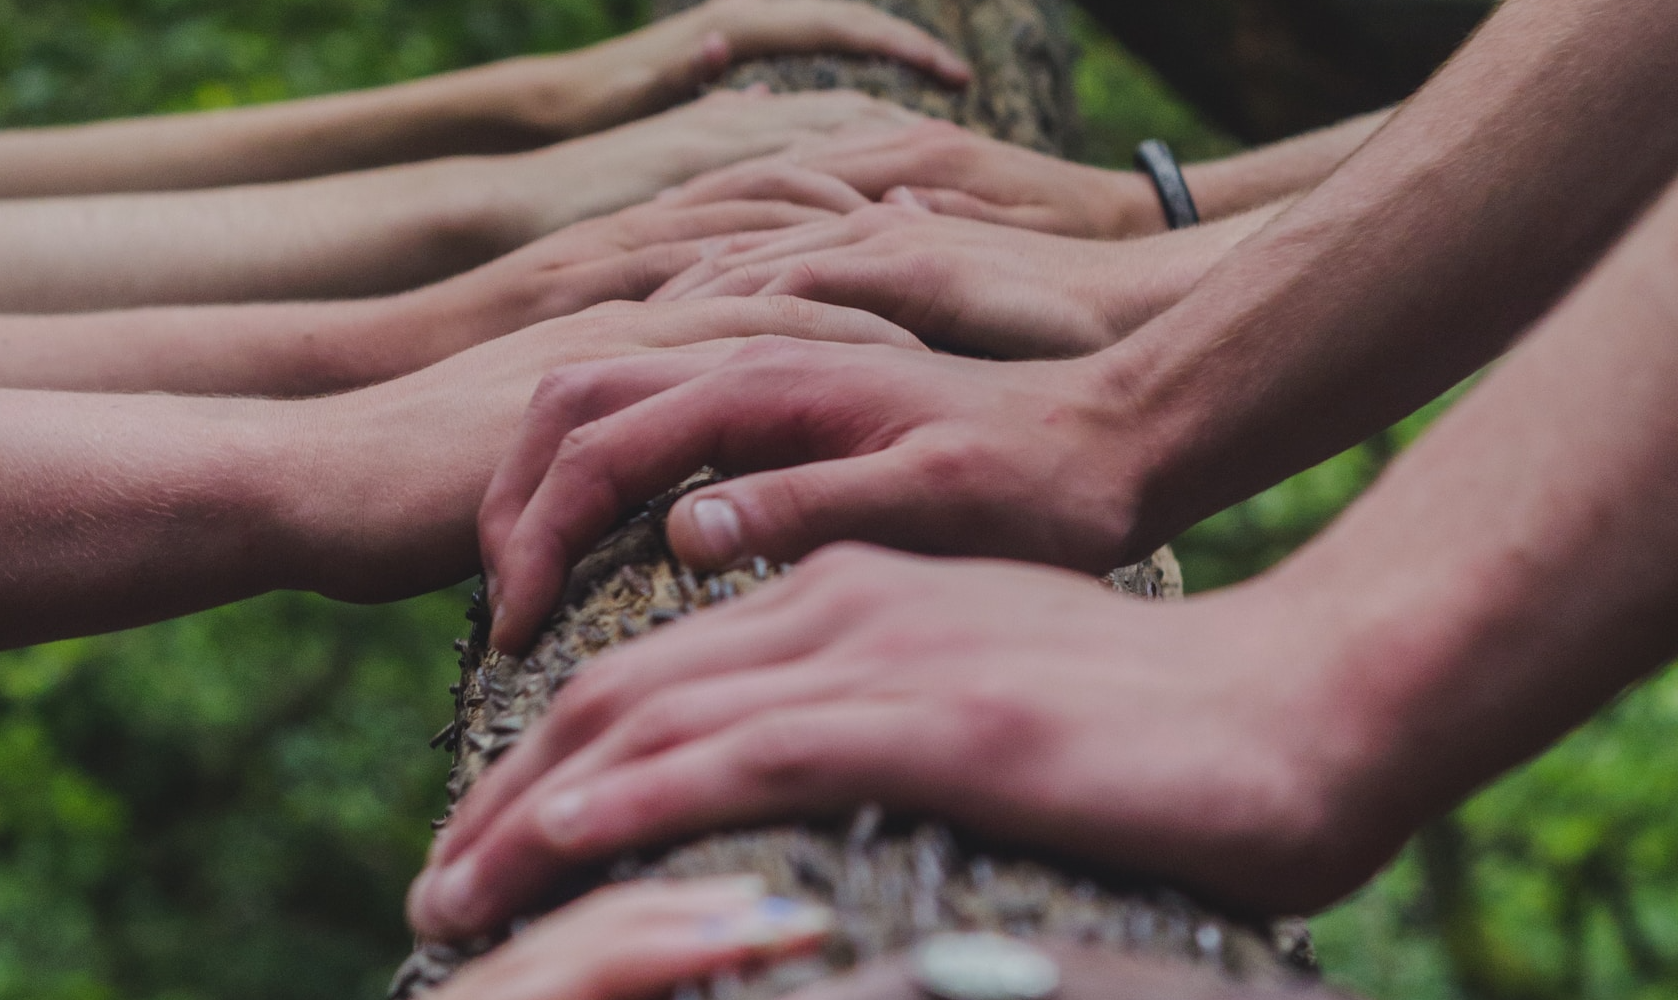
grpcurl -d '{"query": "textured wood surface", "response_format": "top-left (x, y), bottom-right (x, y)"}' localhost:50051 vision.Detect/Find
top-left (393, 2), bottom-right (1314, 995)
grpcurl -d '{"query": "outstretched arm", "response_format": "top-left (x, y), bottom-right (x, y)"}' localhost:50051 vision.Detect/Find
top-left (0, 0), bottom-right (966, 198)
top-left (474, 0), bottom-right (1678, 653)
top-left (0, 298), bottom-right (916, 650)
top-left (412, 164), bottom-right (1678, 939)
top-left (0, 89), bottom-right (915, 312)
top-left (704, 106), bottom-right (1388, 238)
top-left (0, 194), bottom-right (850, 396)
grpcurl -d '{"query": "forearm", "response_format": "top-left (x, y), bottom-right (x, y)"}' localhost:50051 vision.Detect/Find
top-left (0, 283), bottom-right (499, 396)
top-left (0, 64), bottom-right (569, 198)
top-left (1104, 0), bottom-right (1678, 548)
top-left (0, 391), bottom-right (300, 647)
top-left (1092, 199), bottom-right (1289, 337)
top-left (1179, 109), bottom-right (1389, 223)
top-left (0, 157), bottom-right (526, 311)
top-left (1266, 173), bottom-right (1678, 844)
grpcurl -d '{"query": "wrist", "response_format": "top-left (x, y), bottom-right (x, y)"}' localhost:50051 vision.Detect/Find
top-left (1090, 167), bottom-right (1170, 239)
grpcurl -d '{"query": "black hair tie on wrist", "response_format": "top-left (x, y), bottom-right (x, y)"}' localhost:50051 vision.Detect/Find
top-left (1134, 139), bottom-right (1200, 230)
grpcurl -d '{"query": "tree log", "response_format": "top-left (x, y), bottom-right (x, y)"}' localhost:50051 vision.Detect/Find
top-left (393, 2), bottom-right (1318, 995)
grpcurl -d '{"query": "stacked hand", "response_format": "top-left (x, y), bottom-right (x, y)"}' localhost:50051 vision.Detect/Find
top-left (548, 0), bottom-right (971, 138)
top-left (280, 298), bottom-right (922, 606)
top-left (474, 334), bottom-right (1192, 654)
top-left (688, 119), bottom-right (1160, 237)
top-left (652, 201), bottom-right (1150, 358)
top-left (409, 548), bottom-right (1395, 940)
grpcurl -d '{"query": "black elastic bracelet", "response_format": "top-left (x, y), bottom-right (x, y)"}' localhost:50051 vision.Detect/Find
top-left (1134, 139), bottom-right (1200, 230)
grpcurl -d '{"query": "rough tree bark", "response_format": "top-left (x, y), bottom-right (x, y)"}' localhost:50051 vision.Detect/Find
top-left (392, 2), bottom-right (1319, 996)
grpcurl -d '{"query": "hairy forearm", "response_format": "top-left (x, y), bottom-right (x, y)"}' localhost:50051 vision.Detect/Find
top-left (1269, 175), bottom-right (1678, 843)
top-left (1181, 109), bottom-right (1389, 222)
top-left (1106, 0), bottom-right (1678, 547)
top-left (1094, 199), bottom-right (1289, 337)
top-left (0, 62), bottom-right (573, 199)
top-left (0, 391), bottom-right (299, 647)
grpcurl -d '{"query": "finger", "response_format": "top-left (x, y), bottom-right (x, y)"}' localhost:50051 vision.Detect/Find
top-left (428, 876), bottom-right (832, 1000)
top-left (750, 253), bottom-right (937, 331)
top-left (788, 120), bottom-right (971, 195)
top-left (555, 243), bottom-right (708, 315)
top-left (416, 701), bottom-right (960, 938)
top-left (612, 200), bottom-right (839, 250)
top-left (487, 304), bottom-right (922, 653)
top-left (664, 210), bottom-right (914, 302)
top-left (437, 657), bottom-right (844, 879)
top-left (656, 220), bottom-right (864, 301)
top-left (432, 585), bottom-right (835, 866)
top-left (660, 161), bottom-right (871, 214)
top-left (719, 1), bottom-right (971, 86)
top-left (884, 184), bottom-right (1004, 222)
top-left (667, 446), bottom-right (978, 571)
top-left (479, 349), bottom-right (726, 631)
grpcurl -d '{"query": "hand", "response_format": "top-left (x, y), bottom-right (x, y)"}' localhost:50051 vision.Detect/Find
top-left (680, 119), bottom-right (1159, 237)
top-left (428, 876), bottom-right (832, 1000)
top-left (477, 335), bottom-right (1186, 653)
top-left (510, 88), bottom-right (924, 238)
top-left (387, 182), bottom-right (868, 375)
top-left (409, 547), bottom-right (1396, 939)
top-left (651, 202), bottom-right (1150, 359)
top-left (274, 298), bottom-right (922, 605)
top-left (544, 0), bottom-right (970, 137)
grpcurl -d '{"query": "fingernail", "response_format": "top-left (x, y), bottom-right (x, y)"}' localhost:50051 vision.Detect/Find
top-left (484, 572), bottom-right (500, 613)
top-left (701, 896), bottom-right (835, 946)
top-left (690, 497), bottom-right (743, 565)
top-left (940, 54), bottom-right (972, 83)
top-left (538, 789), bottom-right (588, 847)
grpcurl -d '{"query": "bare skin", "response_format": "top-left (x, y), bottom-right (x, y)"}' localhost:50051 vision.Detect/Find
top-left (680, 109), bottom-right (1387, 239)
top-left (476, 0), bottom-right (1678, 654)
top-left (0, 186), bottom-right (867, 396)
top-left (428, 877), bottom-right (832, 1000)
top-left (410, 166), bottom-right (1678, 940)
top-left (0, 298), bottom-right (921, 650)
top-left (651, 197), bottom-right (1285, 358)
top-left (0, 0), bottom-right (968, 198)
top-left (0, 89), bottom-right (922, 313)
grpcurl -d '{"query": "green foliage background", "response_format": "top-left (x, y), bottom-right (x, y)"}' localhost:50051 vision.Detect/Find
top-left (0, 1), bottom-right (1673, 998)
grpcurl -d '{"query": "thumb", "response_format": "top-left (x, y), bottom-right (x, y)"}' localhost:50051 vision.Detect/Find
top-left (666, 450), bottom-right (947, 570)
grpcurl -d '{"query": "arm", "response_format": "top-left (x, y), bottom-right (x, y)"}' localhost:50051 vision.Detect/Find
top-left (412, 167), bottom-right (1678, 937)
top-left (0, 0), bottom-right (966, 198)
top-left (471, 0), bottom-right (1678, 652)
top-left (0, 298), bottom-right (915, 650)
top-left (728, 107), bottom-right (1386, 238)
top-left (0, 195), bottom-right (849, 396)
top-left (650, 195), bottom-right (1286, 358)
top-left (0, 89), bottom-right (916, 312)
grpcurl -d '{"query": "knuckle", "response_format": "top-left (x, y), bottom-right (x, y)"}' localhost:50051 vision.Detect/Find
top-left (737, 713), bottom-right (827, 786)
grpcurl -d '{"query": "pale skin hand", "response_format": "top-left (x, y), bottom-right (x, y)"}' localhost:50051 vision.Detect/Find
top-left (414, 172), bottom-right (1678, 939)
top-left (0, 0), bottom-right (967, 198)
top-left (477, 0), bottom-right (1678, 654)
top-left (675, 110), bottom-right (1387, 239)
top-left (0, 89), bottom-right (921, 313)
top-left (428, 876), bottom-right (833, 1000)
top-left (0, 192), bottom-right (857, 396)
top-left (650, 198), bottom-right (1283, 358)
top-left (0, 298), bottom-right (920, 650)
